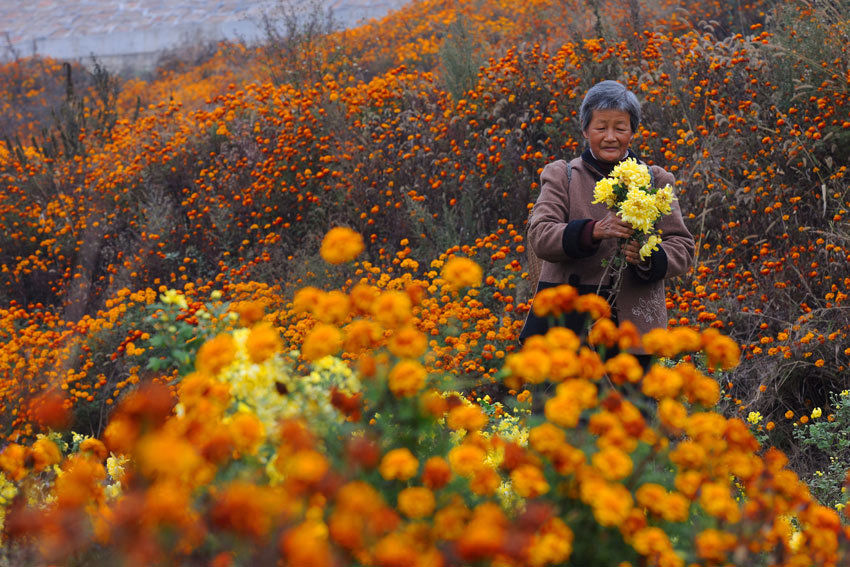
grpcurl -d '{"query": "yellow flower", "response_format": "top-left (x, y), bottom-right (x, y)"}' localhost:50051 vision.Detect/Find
top-left (441, 256), bottom-right (483, 289)
top-left (747, 411), bottom-right (763, 425)
top-left (811, 407), bottom-right (822, 419)
top-left (592, 176), bottom-right (618, 207)
top-left (160, 289), bottom-right (188, 309)
top-left (320, 226), bottom-right (364, 264)
top-left (639, 234), bottom-right (662, 261)
top-left (611, 158), bottom-right (651, 189)
top-left (619, 187), bottom-right (660, 233)
top-left (655, 183), bottom-right (675, 215)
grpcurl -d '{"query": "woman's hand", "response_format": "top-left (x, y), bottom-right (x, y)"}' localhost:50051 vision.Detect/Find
top-left (592, 212), bottom-right (634, 241)
top-left (622, 239), bottom-right (649, 265)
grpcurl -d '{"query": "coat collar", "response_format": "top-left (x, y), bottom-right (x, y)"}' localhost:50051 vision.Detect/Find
top-left (580, 147), bottom-right (641, 179)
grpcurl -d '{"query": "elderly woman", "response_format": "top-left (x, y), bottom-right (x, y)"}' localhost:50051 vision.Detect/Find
top-left (520, 80), bottom-right (694, 358)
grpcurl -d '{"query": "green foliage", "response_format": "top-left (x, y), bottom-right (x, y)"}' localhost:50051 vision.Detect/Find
top-left (438, 15), bottom-right (483, 102)
top-left (792, 390), bottom-right (850, 509)
top-left (140, 290), bottom-right (234, 376)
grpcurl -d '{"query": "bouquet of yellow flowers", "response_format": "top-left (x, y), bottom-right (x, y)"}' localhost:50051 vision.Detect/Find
top-left (591, 158), bottom-right (675, 298)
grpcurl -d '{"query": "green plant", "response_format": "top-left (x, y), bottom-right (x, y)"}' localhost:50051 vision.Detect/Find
top-left (140, 289), bottom-right (234, 375)
top-left (438, 15), bottom-right (483, 102)
top-left (791, 389), bottom-right (850, 509)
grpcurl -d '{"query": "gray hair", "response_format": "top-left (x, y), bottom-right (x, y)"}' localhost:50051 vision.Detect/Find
top-left (579, 80), bottom-right (641, 133)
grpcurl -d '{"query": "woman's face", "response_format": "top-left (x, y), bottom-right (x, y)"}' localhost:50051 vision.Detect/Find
top-left (582, 108), bottom-right (635, 163)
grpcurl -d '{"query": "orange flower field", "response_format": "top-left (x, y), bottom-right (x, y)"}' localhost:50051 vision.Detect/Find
top-left (0, 0), bottom-right (849, 564)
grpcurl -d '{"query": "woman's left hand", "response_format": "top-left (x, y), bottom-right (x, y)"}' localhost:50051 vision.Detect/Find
top-left (622, 240), bottom-right (649, 266)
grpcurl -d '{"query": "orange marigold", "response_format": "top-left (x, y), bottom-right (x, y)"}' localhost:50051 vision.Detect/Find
top-left (313, 290), bottom-right (351, 325)
top-left (320, 226), bottom-right (364, 264)
top-left (505, 348), bottom-right (551, 385)
top-left (641, 366), bottom-right (684, 400)
top-left (657, 398), bottom-right (688, 432)
top-left (379, 447), bottom-right (419, 481)
top-left (441, 256), bottom-right (483, 289)
top-left (388, 325), bottom-right (428, 358)
top-left (280, 520), bottom-right (333, 567)
top-left (228, 412), bottom-right (266, 455)
top-left (605, 353), bottom-right (644, 385)
top-left (397, 486), bottom-right (436, 519)
top-left (701, 328), bottom-right (741, 370)
top-left (31, 438), bottom-right (62, 472)
top-left (79, 438), bottom-right (108, 461)
top-left (422, 456), bottom-right (452, 490)
top-left (387, 359), bottom-right (427, 397)
top-left (447, 405), bottom-right (488, 432)
top-left (349, 283), bottom-right (380, 313)
top-left (588, 318), bottom-right (618, 348)
top-left (372, 533), bottom-right (420, 566)
top-left (231, 301), bottom-right (265, 326)
top-left (343, 319), bottom-right (383, 352)
top-left (574, 293), bottom-right (611, 320)
top-left (544, 394), bottom-right (582, 429)
top-left (211, 481), bottom-right (286, 540)
top-left (292, 286), bottom-right (322, 315)
top-left (525, 517), bottom-right (573, 567)
top-left (372, 290), bottom-right (412, 328)
top-left (695, 529), bottom-right (737, 563)
top-left (246, 322), bottom-right (282, 363)
top-left (529, 423), bottom-right (567, 457)
top-left (0, 443), bottom-right (29, 481)
top-left (591, 447), bottom-right (633, 481)
top-left (302, 323), bottom-right (343, 361)
top-left (510, 464), bottom-right (549, 498)
top-left (448, 443), bottom-right (487, 477)
top-left (532, 284), bottom-right (578, 318)
top-left (196, 333), bottom-right (237, 375)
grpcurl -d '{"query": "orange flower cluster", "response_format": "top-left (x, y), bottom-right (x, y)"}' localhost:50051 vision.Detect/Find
top-left (0, 1), bottom-right (848, 563)
top-left (2, 282), bottom-right (847, 566)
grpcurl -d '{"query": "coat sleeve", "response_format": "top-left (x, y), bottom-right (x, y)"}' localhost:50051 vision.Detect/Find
top-left (528, 160), bottom-right (598, 263)
top-left (652, 167), bottom-right (695, 279)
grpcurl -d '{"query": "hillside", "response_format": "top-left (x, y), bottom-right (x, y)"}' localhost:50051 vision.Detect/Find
top-left (0, 0), bottom-right (849, 564)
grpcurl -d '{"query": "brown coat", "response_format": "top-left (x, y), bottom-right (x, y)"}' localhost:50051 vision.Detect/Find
top-left (524, 156), bottom-right (694, 345)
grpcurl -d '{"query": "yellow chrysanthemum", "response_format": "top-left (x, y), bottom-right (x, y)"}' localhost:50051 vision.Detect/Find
top-left (592, 176), bottom-right (618, 208)
top-left (639, 234), bottom-right (663, 261)
top-left (611, 158), bottom-right (651, 190)
top-left (655, 183), bottom-right (675, 215)
top-left (619, 187), bottom-right (660, 233)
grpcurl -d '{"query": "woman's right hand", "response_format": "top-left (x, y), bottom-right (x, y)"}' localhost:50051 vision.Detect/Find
top-left (592, 211), bottom-right (634, 241)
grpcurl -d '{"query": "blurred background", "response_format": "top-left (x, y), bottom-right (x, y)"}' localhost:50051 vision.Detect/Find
top-left (0, 0), bottom-right (408, 73)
